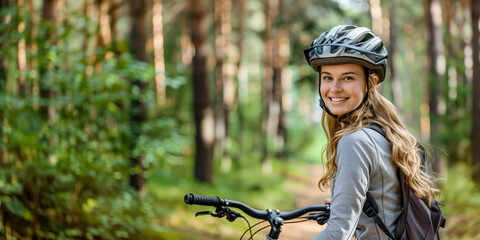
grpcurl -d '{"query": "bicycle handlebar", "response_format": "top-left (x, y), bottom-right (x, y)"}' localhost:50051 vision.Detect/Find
top-left (184, 193), bottom-right (330, 220)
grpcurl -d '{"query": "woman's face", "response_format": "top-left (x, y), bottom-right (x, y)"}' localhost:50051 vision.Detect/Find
top-left (319, 64), bottom-right (367, 116)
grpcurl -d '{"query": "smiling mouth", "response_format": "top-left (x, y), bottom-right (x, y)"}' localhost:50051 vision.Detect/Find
top-left (330, 97), bottom-right (349, 102)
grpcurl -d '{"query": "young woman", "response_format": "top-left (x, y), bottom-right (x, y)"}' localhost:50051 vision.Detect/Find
top-left (304, 25), bottom-right (439, 239)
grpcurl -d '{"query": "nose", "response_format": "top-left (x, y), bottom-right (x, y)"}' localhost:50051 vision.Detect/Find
top-left (331, 79), bottom-right (343, 92)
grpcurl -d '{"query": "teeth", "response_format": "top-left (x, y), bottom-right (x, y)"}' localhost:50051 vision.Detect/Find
top-left (331, 97), bottom-right (347, 102)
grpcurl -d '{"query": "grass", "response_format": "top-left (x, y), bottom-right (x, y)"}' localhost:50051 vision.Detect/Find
top-left (439, 163), bottom-right (480, 239)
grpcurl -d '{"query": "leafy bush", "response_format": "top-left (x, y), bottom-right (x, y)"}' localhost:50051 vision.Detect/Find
top-left (0, 7), bottom-right (176, 238)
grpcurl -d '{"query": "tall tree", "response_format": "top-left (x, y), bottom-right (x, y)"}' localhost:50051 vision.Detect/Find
top-left (261, 0), bottom-right (279, 172)
top-left (83, 0), bottom-right (94, 64)
top-left (214, 0), bottom-right (233, 171)
top-left (440, 0), bottom-right (470, 163)
top-left (26, 0), bottom-right (35, 96)
top-left (189, 0), bottom-right (214, 182)
top-left (39, 0), bottom-right (58, 120)
top-left (17, 0), bottom-right (26, 97)
top-left (389, 0), bottom-right (402, 108)
top-left (274, 0), bottom-right (288, 159)
top-left (152, 0), bottom-right (166, 108)
top-left (424, 0), bottom-right (446, 174)
top-left (472, 0), bottom-right (480, 181)
top-left (234, 0), bottom-right (247, 157)
top-left (96, 0), bottom-right (111, 49)
top-left (109, 0), bottom-right (121, 52)
top-left (369, 0), bottom-right (383, 35)
top-left (214, 0), bottom-right (226, 168)
top-left (128, 0), bottom-right (147, 194)
top-left (0, 0), bottom-right (10, 166)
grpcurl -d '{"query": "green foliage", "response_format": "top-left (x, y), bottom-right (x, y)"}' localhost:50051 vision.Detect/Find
top-left (440, 163), bottom-right (480, 239)
top-left (0, 6), bottom-right (176, 239)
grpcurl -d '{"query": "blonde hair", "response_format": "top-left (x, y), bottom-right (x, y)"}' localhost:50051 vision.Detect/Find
top-left (318, 74), bottom-right (439, 204)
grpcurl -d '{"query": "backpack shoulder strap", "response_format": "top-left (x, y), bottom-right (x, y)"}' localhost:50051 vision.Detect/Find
top-left (364, 124), bottom-right (404, 240)
top-left (363, 192), bottom-right (396, 239)
top-left (366, 123), bottom-right (386, 138)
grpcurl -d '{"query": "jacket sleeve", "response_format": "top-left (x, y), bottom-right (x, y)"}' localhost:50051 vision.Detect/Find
top-left (312, 131), bottom-right (377, 240)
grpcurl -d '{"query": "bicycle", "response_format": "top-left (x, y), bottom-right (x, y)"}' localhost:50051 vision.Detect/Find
top-left (184, 193), bottom-right (330, 240)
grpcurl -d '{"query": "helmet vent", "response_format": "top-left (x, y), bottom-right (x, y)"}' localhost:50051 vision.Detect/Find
top-left (331, 46), bottom-right (340, 53)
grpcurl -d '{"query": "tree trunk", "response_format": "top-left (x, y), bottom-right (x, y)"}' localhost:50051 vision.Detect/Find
top-left (189, 0), bottom-right (214, 182)
top-left (128, 0), bottom-right (147, 195)
top-left (389, 0), bottom-right (402, 108)
top-left (153, 0), bottom-right (166, 108)
top-left (214, 0), bottom-right (233, 171)
top-left (39, 0), bottom-right (57, 120)
top-left (0, 0), bottom-right (9, 166)
top-left (214, 0), bottom-right (226, 168)
top-left (369, 0), bottom-right (383, 35)
top-left (235, 0), bottom-right (247, 157)
top-left (109, 0), bottom-right (121, 52)
top-left (261, 0), bottom-right (279, 172)
top-left (424, 0), bottom-right (446, 175)
top-left (17, 0), bottom-right (26, 97)
top-left (471, 0), bottom-right (480, 182)
top-left (274, 1), bottom-right (287, 159)
top-left (83, 0), bottom-right (94, 65)
top-left (222, 0), bottom-right (234, 168)
top-left (26, 0), bottom-right (36, 98)
top-left (96, 0), bottom-right (111, 49)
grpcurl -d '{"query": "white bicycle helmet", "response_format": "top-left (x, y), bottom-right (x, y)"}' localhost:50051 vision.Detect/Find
top-left (304, 25), bottom-right (388, 82)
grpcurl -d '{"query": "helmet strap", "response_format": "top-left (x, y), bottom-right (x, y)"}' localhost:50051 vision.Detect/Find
top-left (319, 97), bottom-right (338, 118)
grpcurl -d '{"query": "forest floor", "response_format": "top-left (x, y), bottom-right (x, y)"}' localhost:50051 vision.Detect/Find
top-left (163, 164), bottom-right (330, 240)
top-left (280, 164), bottom-right (330, 240)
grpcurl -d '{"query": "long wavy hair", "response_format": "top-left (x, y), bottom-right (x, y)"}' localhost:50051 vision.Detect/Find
top-left (317, 72), bottom-right (439, 204)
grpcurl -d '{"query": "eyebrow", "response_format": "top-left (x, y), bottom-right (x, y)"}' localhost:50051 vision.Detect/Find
top-left (321, 71), bottom-right (360, 75)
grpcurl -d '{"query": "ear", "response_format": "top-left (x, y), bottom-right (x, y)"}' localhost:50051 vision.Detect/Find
top-left (368, 75), bottom-right (379, 93)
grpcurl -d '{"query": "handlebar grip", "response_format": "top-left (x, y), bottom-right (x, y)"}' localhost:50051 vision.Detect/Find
top-left (184, 193), bottom-right (224, 207)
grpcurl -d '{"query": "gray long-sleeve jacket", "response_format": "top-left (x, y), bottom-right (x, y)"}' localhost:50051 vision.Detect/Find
top-left (313, 127), bottom-right (402, 240)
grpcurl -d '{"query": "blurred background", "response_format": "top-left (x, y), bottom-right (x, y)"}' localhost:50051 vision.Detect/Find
top-left (0, 0), bottom-right (479, 239)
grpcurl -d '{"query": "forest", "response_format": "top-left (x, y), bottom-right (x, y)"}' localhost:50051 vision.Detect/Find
top-left (0, 0), bottom-right (479, 239)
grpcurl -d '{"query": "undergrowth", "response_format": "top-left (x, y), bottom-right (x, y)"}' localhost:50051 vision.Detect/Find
top-left (147, 158), bottom-right (305, 240)
top-left (440, 163), bottom-right (480, 239)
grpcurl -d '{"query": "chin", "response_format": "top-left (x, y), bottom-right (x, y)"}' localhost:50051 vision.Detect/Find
top-left (328, 109), bottom-right (347, 116)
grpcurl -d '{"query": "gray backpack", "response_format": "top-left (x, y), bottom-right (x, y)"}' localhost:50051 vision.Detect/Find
top-left (363, 124), bottom-right (446, 240)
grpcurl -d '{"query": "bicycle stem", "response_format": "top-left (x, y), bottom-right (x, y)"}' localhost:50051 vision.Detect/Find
top-left (266, 209), bottom-right (284, 239)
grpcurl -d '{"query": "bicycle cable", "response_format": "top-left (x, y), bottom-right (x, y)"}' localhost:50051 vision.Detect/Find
top-left (248, 224), bottom-right (271, 240)
top-left (240, 217), bottom-right (315, 239)
top-left (238, 216), bottom-right (256, 240)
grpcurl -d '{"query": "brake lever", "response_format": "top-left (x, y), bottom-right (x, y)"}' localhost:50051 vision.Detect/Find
top-left (225, 209), bottom-right (243, 222)
top-left (195, 210), bottom-right (226, 218)
top-left (302, 211), bottom-right (330, 225)
top-left (315, 213), bottom-right (329, 225)
top-left (195, 211), bottom-right (214, 217)
top-left (195, 207), bottom-right (243, 222)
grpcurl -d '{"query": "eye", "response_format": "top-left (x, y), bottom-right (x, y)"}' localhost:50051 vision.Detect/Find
top-left (343, 76), bottom-right (355, 80)
top-left (321, 76), bottom-right (333, 81)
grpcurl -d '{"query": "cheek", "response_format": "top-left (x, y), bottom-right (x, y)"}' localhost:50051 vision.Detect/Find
top-left (319, 85), bottom-right (328, 98)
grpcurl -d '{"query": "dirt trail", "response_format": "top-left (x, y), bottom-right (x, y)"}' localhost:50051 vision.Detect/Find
top-left (280, 164), bottom-right (330, 240)
top-left (188, 164), bottom-right (330, 240)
